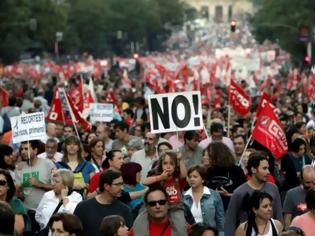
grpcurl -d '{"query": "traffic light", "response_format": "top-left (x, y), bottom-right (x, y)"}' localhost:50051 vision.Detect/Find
top-left (304, 55), bottom-right (311, 64)
top-left (230, 20), bottom-right (236, 32)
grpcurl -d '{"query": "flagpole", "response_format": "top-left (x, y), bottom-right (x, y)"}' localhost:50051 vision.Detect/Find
top-left (60, 88), bottom-right (81, 140)
top-left (238, 134), bottom-right (252, 166)
top-left (227, 73), bottom-right (232, 138)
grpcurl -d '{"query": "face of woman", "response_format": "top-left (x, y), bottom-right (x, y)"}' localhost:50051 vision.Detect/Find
top-left (116, 223), bottom-right (129, 236)
top-left (187, 170), bottom-right (204, 188)
top-left (109, 152), bottom-right (124, 170)
top-left (92, 141), bottom-right (104, 157)
top-left (51, 221), bottom-right (71, 236)
top-left (52, 175), bottom-right (65, 194)
top-left (202, 150), bottom-right (211, 167)
top-left (4, 152), bottom-right (15, 166)
top-left (254, 198), bottom-right (273, 220)
top-left (161, 155), bottom-right (175, 176)
top-left (0, 174), bottom-right (9, 198)
top-left (66, 142), bottom-right (79, 156)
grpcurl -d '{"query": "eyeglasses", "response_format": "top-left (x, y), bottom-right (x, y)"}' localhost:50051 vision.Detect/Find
top-left (112, 182), bottom-right (124, 186)
top-left (0, 180), bottom-right (7, 186)
top-left (147, 199), bottom-right (167, 207)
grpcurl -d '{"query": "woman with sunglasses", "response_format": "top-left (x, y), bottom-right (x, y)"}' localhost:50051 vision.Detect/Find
top-left (0, 169), bottom-right (26, 236)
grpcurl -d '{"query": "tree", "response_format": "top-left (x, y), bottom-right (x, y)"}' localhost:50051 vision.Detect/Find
top-left (250, 0), bottom-right (315, 65)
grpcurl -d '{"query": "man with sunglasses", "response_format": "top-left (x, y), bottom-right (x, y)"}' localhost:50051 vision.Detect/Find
top-left (130, 186), bottom-right (188, 236)
top-left (74, 170), bottom-right (133, 236)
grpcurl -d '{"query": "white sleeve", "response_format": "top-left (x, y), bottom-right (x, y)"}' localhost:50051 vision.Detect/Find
top-left (58, 192), bottom-right (83, 214)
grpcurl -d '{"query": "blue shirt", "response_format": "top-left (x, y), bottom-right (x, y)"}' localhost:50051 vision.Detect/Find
top-left (123, 183), bottom-right (145, 209)
top-left (56, 160), bottom-right (95, 183)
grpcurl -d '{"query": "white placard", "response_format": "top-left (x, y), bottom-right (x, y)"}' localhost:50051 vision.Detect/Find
top-left (10, 112), bottom-right (46, 144)
top-left (148, 91), bottom-right (202, 133)
top-left (89, 103), bottom-right (114, 123)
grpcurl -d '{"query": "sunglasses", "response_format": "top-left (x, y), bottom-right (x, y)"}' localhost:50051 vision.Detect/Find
top-left (147, 199), bottom-right (167, 207)
top-left (0, 180), bottom-right (7, 186)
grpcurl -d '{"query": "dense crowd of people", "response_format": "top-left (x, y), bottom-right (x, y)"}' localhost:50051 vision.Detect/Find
top-left (1, 20), bottom-right (315, 236)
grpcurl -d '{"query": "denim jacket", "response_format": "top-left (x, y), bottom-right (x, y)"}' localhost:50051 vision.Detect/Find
top-left (183, 186), bottom-right (225, 235)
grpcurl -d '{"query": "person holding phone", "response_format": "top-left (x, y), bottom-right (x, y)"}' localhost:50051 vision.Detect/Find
top-left (35, 169), bottom-right (83, 235)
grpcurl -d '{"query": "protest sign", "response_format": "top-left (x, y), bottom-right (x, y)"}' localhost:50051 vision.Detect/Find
top-left (10, 112), bottom-right (46, 144)
top-left (89, 103), bottom-right (114, 123)
top-left (148, 91), bottom-right (202, 133)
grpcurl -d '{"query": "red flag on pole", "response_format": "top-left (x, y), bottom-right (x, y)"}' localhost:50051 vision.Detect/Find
top-left (229, 79), bottom-right (251, 116)
top-left (256, 92), bottom-right (277, 117)
top-left (69, 76), bottom-right (84, 112)
top-left (46, 89), bottom-right (69, 124)
top-left (252, 103), bottom-right (288, 159)
top-left (0, 87), bottom-right (9, 107)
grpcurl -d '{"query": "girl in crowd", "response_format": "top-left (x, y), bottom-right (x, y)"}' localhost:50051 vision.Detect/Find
top-left (99, 215), bottom-right (129, 236)
top-left (234, 191), bottom-right (283, 236)
top-left (35, 169), bottom-right (82, 234)
top-left (0, 169), bottom-right (26, 236)
top-left (143, 150), bottom-right (188, 236)
top-left (86, 138), bottom-right (106, 172)
top-left (121, 162), bottom-right (145, 210)
top-left (184, 166), bottom-right (224, 236)
top-left (206, 141), bottom-right (246, 210)
top-left (143, 150), bottom-right (187, 204)
top-left (56, 136), bottom-right (95, 194)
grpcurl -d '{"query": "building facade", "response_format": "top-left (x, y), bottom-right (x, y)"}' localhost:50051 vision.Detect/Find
top-left (182, 0), bottom-right (257, 22)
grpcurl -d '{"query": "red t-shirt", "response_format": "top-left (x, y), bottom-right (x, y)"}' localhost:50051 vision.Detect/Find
top-left (128, 220), bottom-right (172, 236)
top-left (163, 177), bottom-right (186, 205)
top-left (88, 171), bottom-right (103, 193)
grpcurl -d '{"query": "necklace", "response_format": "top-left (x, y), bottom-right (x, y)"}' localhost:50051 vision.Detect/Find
top-left (257, 220), bottom-right (268, 235)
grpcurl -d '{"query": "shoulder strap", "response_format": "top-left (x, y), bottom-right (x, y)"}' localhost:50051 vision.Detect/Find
top-left (269, 219), bottom-right (278, 235)
top-left (52, 200), bottom-right (63, 216)
top-left (159, 221), bottom-right (170, 236)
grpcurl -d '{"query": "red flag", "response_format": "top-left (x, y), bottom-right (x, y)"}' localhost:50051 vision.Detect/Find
top-left (252, 103), bottom-right (288, 159)
top-left (46, 89), bottom-right (70, 124)
top-left (0, 87), bottom-right (9, 107)
top-left (256, 92), bottom-right (276, 117)
top-left (229, 79), bottom-right (251, 116)
top-left (66, 92), bottom-right (91, 131)
top-left (69, 77), bottom-right (84, 112)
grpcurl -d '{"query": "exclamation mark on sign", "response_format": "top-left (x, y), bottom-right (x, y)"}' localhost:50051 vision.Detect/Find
top-left (193, 95), bottom-right (200, 126)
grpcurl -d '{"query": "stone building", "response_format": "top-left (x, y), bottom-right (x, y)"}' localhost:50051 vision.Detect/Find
top-left (181, 0), bottom-right (259, 22)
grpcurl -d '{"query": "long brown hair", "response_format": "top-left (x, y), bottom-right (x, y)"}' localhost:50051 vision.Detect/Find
top-left (157, 151), bottom-right (180, 177)
top-left (206, 141), bottom-right (235, 167)
top-left (62, 136), bottom-right (84, 163)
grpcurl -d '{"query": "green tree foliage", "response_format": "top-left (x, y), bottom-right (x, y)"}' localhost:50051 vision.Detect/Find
top-left (0, 0), bottom-right (67, 64)
top-left (0, 0), bottom-right (185, 63)
top-left (250, 0), bottom-right (315, 65)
